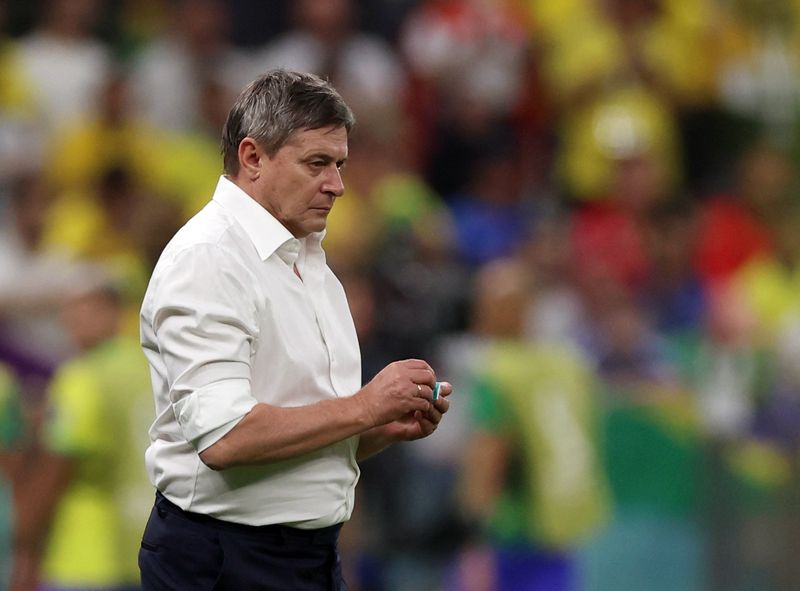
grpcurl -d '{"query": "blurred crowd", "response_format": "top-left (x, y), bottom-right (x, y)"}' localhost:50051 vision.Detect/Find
top-left (2, 0), bottom-right (800, 589)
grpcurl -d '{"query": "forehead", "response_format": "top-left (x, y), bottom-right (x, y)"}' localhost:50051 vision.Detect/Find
top-left (283, 125), bottom-right (348, 156)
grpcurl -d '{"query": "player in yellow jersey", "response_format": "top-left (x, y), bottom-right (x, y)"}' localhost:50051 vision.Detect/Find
top-left (12, 273), bottom-right (153, 591)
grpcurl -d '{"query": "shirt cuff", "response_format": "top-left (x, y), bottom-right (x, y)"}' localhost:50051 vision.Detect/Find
top-left (171, 378), bottom-right (257, 450)
top-left (196, 416), bottom-right (245, 453)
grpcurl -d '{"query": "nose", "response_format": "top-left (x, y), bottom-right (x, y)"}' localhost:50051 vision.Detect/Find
top-left (323, 165), bottom-right (345, 197)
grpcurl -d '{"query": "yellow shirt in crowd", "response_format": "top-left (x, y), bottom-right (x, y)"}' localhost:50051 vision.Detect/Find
top-left (41, 336), bottom-right (153, 588)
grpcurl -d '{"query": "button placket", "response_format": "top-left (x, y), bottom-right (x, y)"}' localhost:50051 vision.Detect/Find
top-left (304, 265), bottom-right (341, 395)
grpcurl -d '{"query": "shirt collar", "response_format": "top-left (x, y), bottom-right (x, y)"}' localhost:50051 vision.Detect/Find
top-left (211, 176), bottom-right (325, 263)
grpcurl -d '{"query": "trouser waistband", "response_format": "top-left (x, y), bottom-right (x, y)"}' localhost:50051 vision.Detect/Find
top-left (154, 490), bottom-right (342, 545)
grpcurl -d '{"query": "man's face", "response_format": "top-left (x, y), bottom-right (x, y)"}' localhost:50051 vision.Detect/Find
top-left (254, 125), bottom-right (348, 238)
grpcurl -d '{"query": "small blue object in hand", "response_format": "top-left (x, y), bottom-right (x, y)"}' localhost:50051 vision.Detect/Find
top-left (432, 382), bottom-right (441, 401)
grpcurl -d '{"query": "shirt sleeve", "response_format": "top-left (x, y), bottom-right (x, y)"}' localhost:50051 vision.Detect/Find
top-left (148, 244), bottom-right (261, 452)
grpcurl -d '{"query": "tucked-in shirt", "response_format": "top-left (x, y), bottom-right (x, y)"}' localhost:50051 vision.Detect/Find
top-left (140, 176), bottom-right (362, 529)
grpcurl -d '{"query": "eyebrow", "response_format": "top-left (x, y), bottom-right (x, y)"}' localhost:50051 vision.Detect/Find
top-left (303, 152), bottom-right (348, 166)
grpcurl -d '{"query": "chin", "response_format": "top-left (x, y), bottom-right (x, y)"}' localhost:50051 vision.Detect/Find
top-left (309, 218), bottom-right (329, 233)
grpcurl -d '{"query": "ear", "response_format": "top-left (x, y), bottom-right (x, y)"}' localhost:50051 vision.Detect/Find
top-left (238, 137), bottom-right (264, 181)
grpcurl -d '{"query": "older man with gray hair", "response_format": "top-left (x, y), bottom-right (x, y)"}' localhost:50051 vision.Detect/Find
top-left (138, 69), bottom-right (452, 590)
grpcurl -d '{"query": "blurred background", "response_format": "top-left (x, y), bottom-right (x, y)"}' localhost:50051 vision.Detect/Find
top-left (1, 0), bottom-right (800, 589)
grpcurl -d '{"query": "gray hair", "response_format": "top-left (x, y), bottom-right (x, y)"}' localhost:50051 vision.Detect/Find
top-left (221, 69), bottom-right (356, 175)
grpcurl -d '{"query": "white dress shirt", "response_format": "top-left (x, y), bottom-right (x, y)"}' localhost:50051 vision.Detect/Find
top-left (140, 176), bottom-right (362, 528)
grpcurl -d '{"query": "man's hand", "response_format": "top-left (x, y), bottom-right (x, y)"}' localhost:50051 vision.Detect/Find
top-left (383, 382), bottom-right (452, 442)
top-left (355, 359), bottom-right (438, 427)
top-left (356, 379), bottom-right (453, 460)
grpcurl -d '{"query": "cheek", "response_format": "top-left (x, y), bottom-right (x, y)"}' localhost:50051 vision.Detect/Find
top-left (291, 183), bottom-right (323, 212)
top-left (260, 166), bottom-right (321, 218)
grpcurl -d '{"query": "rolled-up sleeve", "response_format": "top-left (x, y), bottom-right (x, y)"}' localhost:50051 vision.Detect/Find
top-left (149, 244), bottom-right (261, 451)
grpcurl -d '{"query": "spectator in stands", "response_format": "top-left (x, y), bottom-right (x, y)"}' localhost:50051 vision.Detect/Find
top-left (46, 68), bottom-right (161, 198)
top-left (40, 165), bottom-right (166, 338)
top-left (530, 0), bottom-right (712, 199)
top-left (400, 0), bottom-right (529, 119)
top-left (0, 173), bottom-right (83, 384)
top-left (639, 198), bottom-right (707, 338)
top-left (130, 0), bottom-right (249, 132)
top-left (399, 0), bottom-right (530, 197)
top-left (447, 133), bottom-right (535, 268)
top-left (253, 0), bottom-right (406, 123)
top-left (712, 0), bottom-right (800, 146)
top-left (0, 0), bottom-right (41, 184)
top-left (694, 141), bottom-right (793, 287)
top-left (16, 0), bottom-right (111, 138)
top-left (570, 147), bottom-right (671, 307)
top-left (518, 215), bottom-right (588, 351)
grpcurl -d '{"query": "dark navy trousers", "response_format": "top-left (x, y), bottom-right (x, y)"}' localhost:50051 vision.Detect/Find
top-left (139, 492), bottom-right (346, 590)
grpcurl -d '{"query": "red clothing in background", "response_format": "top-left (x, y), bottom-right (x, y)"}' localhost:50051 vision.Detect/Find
top-left (694, 195), bottom-right (774, 285)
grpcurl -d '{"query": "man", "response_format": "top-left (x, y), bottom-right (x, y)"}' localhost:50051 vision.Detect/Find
top-left (12, 274), bottom-right (153, 591)
top-left (456, 259), bottom-right (608, 591)
top-left (138, 69), bottom-right (452, 590)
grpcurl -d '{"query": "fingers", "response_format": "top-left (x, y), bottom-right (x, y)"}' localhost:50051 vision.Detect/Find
top-left (390, 393), bottom-right (452, 441)
top-left (413, 381), bottom-right (453, 405)
top-left (397, 360), bottom-right (436, 382)
top-left (408, 368), bottom-right (436, 389)
top-left (413, 410), bottom-right (437, 437)
top-left (423, 396), bottom-right (449, 423)
top-left (418, 410), bottom-right (444, 437)
top-left (373, 360), bottom-right (454, 425)
top-left (412, 383), bottom-right (433, 402)
top-left (432, 396), bottom-right (450, 415)
top-left (393, 359), bottom-right (449, 389)
top-left (437, 381), bottom-right (454, 398)
top-left (401, 358), bottom-right (436, 371)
